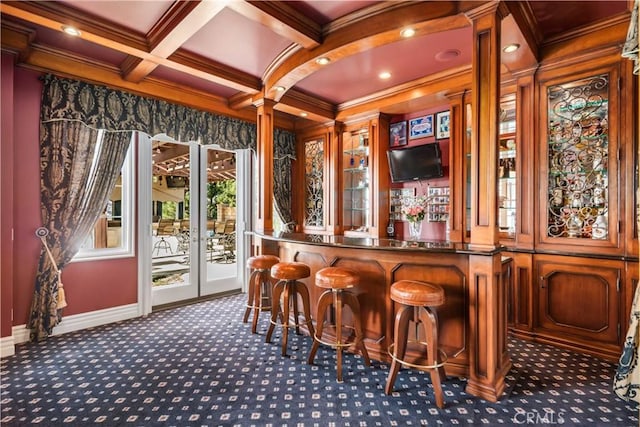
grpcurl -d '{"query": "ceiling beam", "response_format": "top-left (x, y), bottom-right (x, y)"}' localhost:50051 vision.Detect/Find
top-left (227, 1), bottom-right (322, 49)
top-left (0, 0), bottom-right (261, 93)
top-left (122, 0), bottom-right (228, 83)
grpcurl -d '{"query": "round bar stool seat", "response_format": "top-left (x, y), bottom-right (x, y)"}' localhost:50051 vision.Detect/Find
top-left (385, 280), bottom-right (447, 409)
top-left (266, 262), bottom-right (315, 356)
top-left (243, 255), bottom-right (280, 334)
top-left (307, 267), bottom-right (370, 382)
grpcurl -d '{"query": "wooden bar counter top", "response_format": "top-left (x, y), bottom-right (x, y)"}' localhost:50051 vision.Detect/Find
top-left (255, 232), bottom-right (512, 402)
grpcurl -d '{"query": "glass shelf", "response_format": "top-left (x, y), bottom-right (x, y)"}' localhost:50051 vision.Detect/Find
top-left (343, 129), bottom-right (370, 233)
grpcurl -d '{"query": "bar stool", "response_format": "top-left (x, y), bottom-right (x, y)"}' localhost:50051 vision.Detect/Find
top-left (266, 261), bottom-right (316, 356)
top-left (385, 280), bottom-right (447, 409)
top-left (307, 267), bottom-right (370, 382)
top-left (243, 254), bottom-right (280, 334)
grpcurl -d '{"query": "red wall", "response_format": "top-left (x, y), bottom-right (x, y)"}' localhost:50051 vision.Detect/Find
top-left (1, 53), bottom-right (16, 337)
top-left (5, 66), bottom-right (138, 333)
top-left (389, 107), bottom-right (451, 241)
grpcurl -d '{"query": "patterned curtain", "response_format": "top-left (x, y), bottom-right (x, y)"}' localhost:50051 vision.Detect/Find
top-left (622, 0), bottom-right (639, 75)
top-left (31, 120), bottom-right (131, 340)
top-left (32, 75), bottom-right (297, 339)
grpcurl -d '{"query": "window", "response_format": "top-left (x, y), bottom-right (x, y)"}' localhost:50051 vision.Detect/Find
top-left (73, 133), bottom-right (135, 261)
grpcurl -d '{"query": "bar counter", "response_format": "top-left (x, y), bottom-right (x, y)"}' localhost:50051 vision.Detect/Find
top-left (255, 231), bottom-right (512, 402)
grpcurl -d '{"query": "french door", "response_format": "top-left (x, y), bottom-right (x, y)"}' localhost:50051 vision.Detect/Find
top-left (138, 134), bottom-right (248, 311)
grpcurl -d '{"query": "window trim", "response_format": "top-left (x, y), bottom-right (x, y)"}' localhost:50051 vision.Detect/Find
top-left (72, 134), bottom-right (135, 262)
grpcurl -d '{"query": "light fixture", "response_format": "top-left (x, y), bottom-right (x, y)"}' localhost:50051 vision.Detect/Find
top-left (61, 25), bottom-right (81, 37)
top-left (274, 86), bottom-right (285, 92)
top-left (400, 28), bottom-right (415, 38)
top-left (435, 49), bottom-right (460, 62)
top-left (300, 112), bottom-right (308, 118)
top-left (378, 71), bottom-right (392, 80)
top-left (503, 43), bottom-right (520, 53)
top-left (315, 57), bottom-right (331, 65)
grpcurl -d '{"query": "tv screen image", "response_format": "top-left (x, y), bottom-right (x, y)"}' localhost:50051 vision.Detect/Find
top-left (386, 143), bottom-right (444, 183)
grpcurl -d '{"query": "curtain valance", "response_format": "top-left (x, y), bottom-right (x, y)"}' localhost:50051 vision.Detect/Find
top-left (40, 74), bottom-right (297, 156)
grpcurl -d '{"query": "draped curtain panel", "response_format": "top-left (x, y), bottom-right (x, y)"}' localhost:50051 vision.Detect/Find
top-left (31, 120), bottom-right (131, 341)
top-left (32, 74), bottom-right (296, 340)
top-left (622, 0), bottom-right (639, 75)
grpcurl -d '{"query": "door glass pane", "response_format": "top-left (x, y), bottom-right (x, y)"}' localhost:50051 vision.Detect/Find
top-left (203, 149), bottom-right (238, 295)
top-left (499, 98), bottom-right (516, 237)
top-left (546, 74), bottom-right (609, 239)
top-left (151, 141), bottom-right (190, 287)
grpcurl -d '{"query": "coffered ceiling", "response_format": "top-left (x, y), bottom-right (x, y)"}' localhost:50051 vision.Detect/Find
top-left (0, 1), bottom-right (630, 127)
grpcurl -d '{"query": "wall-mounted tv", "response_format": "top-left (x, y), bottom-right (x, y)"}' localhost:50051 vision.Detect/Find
top-left (166, 176), bottom-right (188, 188)
top-left (386, 143), bottom-right (444, 183)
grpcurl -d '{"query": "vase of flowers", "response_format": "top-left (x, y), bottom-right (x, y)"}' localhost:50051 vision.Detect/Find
top-left (401, 195), bottom-right (428, 240)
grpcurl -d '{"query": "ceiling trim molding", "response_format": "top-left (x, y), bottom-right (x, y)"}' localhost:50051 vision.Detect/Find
top-left (504, 1), bottom-right (542, 62)
top-left (264, 3), bottom-right (470, 102)
top-left (227, 1), bottom-right (322, 49)
top-left (335, 65), bottom-right (472, 120)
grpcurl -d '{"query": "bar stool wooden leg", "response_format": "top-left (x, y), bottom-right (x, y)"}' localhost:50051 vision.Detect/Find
top-left (419, 306), bottom-right (445, 409)
top-left (308, 290), bottom-right (333, 365)
top-left (385, 305), bottom-right (412, 395)
top-left (266, 280), bottom-right (284, 344)
top-left (293, 280), bottom-right (315, 338)
top-left (280, 281), bottom-right (293, 356)
top-left (243, 269), bottom-right (258, 324)
top-left (344, 292), bottom-right (370, 366)
top-left (292, 290), bottom-right (301, 335)
top-left (334, 290), bottom-right (344, 382)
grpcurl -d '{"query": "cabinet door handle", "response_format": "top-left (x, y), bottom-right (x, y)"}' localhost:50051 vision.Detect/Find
top-left (540, 276), bottom-right (546, 289)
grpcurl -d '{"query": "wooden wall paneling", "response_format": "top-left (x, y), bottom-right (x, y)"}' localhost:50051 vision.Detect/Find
top-left (369, 115), bottom-right (390, 238)
top-left (508, 252), bottom-right (534, 336)
top-left (622, 58), bottom-right (638, 258)
top-left (534, 254), bottom-right (623, 361)
top-left (514, 71), bottom-right (536, 249)
top-left (447, 91), bottom-right (465, 243)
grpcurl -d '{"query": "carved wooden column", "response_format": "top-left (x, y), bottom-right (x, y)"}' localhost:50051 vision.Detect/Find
top-left (254, 97), bottom-right (276, 234)
top-left (326, 121), bottom-right (344, 235)
top-left (446, 91), bottom-right (466, 243)
top-left (514, 70), bottom-right (536, 249)
top-left (465, 2), bottom-right (511, 402)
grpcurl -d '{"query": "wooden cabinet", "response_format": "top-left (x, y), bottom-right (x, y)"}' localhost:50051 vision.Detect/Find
top-left (534, 254), bottom-right (623, 360)
top-left (342, 130), bottom-right (370, 234)
top-left (537, 67), bottom-right (621, 256)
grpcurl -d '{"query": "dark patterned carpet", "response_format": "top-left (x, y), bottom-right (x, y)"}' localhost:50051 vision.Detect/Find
top-left (1, 293), bottom-right (637, 426)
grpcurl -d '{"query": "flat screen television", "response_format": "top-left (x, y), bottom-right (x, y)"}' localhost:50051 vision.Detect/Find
top-left (386, 143), bottom-right (444, 183)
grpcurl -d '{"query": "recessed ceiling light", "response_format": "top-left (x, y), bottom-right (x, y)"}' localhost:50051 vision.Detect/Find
top-left (379, 71), bottom-right (391, 80)
top-left (300, 112), bottom-right (308, 117)
top-left (274, 86), bottom-right (285, 92)
top-left (503, 43), bottom-right (520, 53)
top-left (315, 57), bottom-right (331, 65)
top-left (400, 28), bottom-right (415, 38)
top-left (61, 25), bottom-right (81, 37)
top-left (435, 49), bottom-right (460, 62)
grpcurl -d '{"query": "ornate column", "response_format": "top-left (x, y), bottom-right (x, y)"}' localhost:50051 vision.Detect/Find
top-left (465, 2), bottom-right (512, 402)
top-left (254, 97), bottom-right (276, 234)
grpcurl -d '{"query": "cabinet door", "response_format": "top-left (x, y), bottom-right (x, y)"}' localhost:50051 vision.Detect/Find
top-left (536, 255), bottom-right (621, 348)
top-left (343, 130), bottom-right (370, 234)
top-left (538, 68), bottom-right (621, 255)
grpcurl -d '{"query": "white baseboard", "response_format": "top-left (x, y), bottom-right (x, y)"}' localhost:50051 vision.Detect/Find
top-left (2, 303), bottom-right (140, 357)
top-left (0, 335), bottom-right (15, 358)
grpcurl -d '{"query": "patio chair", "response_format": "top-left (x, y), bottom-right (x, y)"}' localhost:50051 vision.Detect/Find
top-left (153, 218), bottom-right (175, 256)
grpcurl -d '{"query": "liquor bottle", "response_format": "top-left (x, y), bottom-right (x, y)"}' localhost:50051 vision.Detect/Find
top-left (386, 220), bottom-right (395, 238)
